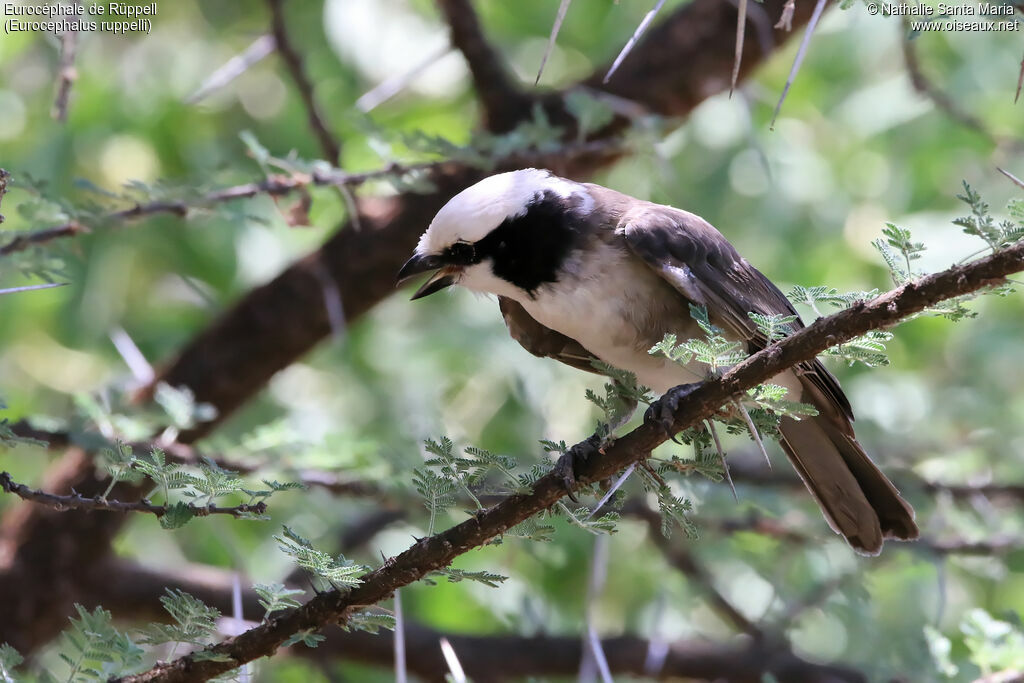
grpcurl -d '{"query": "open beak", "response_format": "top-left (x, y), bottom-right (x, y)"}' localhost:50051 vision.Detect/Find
top-left (397, 253), bottom-right (459, 300)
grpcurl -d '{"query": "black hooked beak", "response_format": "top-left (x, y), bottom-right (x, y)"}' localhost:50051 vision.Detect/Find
top-left (396, 253), bottom-right (458, 300)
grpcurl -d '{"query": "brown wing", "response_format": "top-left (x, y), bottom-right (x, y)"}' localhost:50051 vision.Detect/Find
top-left (615, 200), bottom-right (854, 424)
top-left (497, 296), bottom-right (601, 374)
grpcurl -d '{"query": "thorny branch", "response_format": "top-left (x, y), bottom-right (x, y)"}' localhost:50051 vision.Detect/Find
top-left (0, 472), bottom-right (268, 520)
top-left (112, 240), bottom-right (1024, 682)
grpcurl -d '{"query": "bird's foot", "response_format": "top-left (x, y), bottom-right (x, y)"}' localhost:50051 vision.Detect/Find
top-left (552, 434), bottom-right (604, 503)
top-left (644, 383), bottom-right (701, 443)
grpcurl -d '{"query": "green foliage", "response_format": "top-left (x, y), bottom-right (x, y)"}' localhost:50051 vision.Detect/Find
top-left (821, 330), bottom-right (893, 368)
top-left (153, 383), bottom-right (218, 432)
top-left (58, 605), bottom-right (144, 681)
top-left (565, 89), bottom-right (616, 141)
top-left (585, 361), bottom-right (651, 442)
top-left (748, 312), bottom-right (799, 342)
top-left (134, 448), bottom-right (194, 506)
top-left (553, 502), bottom-right (621, 535)
top-left (138, 589), bottom-right (220, 649)
top-left (0, 643), bottom-right (22, 683)
top-left (431, 567), bottom-right (508, 588)
top-left (504, 516), bottom-right (556, 543)
top-left (275, 526), bottom-right (366, 589)
top-left (746, 383), bottom-right (819, 420)
top-left (637, 467), bottom-right (697, 539)
top-left (954, 182), bottom-right (1024, 252)
top-left (253, 582), bottom-right (305, 621)
top-left (0, 398), bottom-right (48, 450)
top-left (649, 305), bottom-right (747, 374)
top-left (344, 612), bottom-right (397, 634)
top-left (959, 609), bottom-right (1024, 676)
top-left (182, 458), bottom-right (246, 506)
top-left (411, 468), bottom-right (456, 536)
top-left (786, 285), bottom-right (880, 317)
top-left (159, 501), bottom-right (197, 530)
top-left (281, 630), bottom-right (326, 649)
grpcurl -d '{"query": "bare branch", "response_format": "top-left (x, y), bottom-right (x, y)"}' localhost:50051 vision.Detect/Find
top-left (0, 471), bottom-right (268, 520)
top-left (112, 240), bottom-right (1024, 683)
top-left (51, 1), bottom-right (81, 123)
top-left (266, 0), bottom-right (341, 161)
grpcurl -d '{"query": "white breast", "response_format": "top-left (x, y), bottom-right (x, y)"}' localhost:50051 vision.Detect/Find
top-left (519, 243), bottom-right (706, 393)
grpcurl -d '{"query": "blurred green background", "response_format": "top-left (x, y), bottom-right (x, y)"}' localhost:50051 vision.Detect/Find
top-left (1, 0), bottom-right (1023, 680)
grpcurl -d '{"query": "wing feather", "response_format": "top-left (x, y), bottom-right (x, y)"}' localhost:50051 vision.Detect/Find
top-left (498, 296), bottom-right (601, 374)
top-left (617, 203), bottom-right (853, 422)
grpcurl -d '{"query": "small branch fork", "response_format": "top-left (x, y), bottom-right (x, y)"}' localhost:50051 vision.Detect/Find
top-left (111, 240), bottom-right (1024, 683)
top-left (0, 472), bottom-right (267, 520)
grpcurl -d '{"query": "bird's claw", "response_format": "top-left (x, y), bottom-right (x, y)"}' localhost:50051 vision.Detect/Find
top-left (644, 383), bottom-right (700, 443)
top-left (552, 434), bottom-right (603, 503)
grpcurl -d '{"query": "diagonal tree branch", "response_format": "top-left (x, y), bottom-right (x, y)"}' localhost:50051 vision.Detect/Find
top-left (266, 0), bottom-right (342, 162)
top-left (113, 240), bottom-right (1024, 682)
top-left (434, 0), bottom-right (534, 132)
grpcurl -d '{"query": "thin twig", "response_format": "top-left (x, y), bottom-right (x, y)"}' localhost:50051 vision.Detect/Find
top-left (185, 34), bottom-right (277, 105)
top-left (535, 0), bottom-right (573, 86)
top-left (0, 471), bottom-right (267, 519)
top-left (604, 0), bottom-right (667, 84)
top-left (51, 0), bottom-right (81, 122)
top-left (769, 0), bottom-right (826, 129)
top-left (266, 0), bottom-right (341, 161)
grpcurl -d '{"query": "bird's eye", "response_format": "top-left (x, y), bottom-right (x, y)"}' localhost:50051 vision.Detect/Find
top-left (447, 241), bottom-right (476, 265)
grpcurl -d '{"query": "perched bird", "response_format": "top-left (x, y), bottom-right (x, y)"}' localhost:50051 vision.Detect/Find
top-left (398, 168), bottom-right (918, 555)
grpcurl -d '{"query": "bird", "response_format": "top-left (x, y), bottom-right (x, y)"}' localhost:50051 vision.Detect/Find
top-left (397, 168), bottom-right (919, 555)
